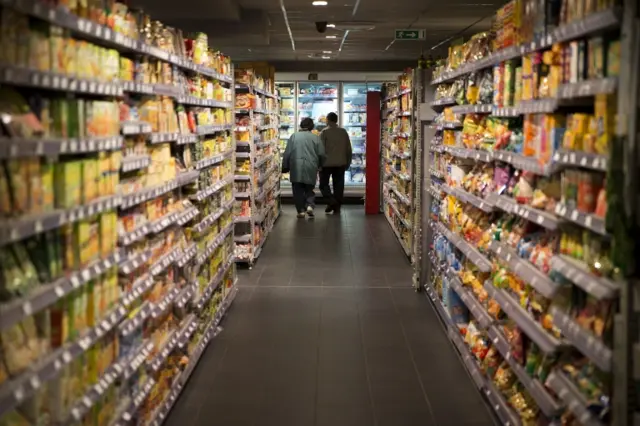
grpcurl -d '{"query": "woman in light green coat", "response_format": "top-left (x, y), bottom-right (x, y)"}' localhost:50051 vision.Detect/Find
top-left (282, 118), bottom-right (326, 218)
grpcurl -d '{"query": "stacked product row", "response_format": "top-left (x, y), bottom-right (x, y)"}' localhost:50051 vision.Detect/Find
top-left (381, 73), bottom-right (415, 258)
top-left (234, 69), bottom-right (281, 267)
top-left (0, 2), bottom-right (238, 425)
top-left (425, 0), bottom-right (626, 424)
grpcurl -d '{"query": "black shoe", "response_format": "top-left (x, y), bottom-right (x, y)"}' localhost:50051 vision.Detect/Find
top-left (325, 204), bottom-right (334, 213)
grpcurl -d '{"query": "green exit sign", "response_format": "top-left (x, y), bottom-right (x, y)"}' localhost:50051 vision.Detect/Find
top-left (395, 29), bottom-right (426, 40)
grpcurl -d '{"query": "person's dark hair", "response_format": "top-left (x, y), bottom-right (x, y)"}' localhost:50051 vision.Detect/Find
top-left (300, 117), bottom-right (314, 130)
top-left (327, 112), bottom-right (338, 123)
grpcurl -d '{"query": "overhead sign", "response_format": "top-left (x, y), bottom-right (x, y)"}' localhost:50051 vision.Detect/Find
top-left (308, 73), bottom-right (318, 80)
top-left (395, 29), bottom-right (426, 40)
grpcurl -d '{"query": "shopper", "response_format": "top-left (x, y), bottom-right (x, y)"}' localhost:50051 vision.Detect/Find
top-left (282, 117), bottom-right (326, 218)
top-left (319, 112), bottom-right (352, 214)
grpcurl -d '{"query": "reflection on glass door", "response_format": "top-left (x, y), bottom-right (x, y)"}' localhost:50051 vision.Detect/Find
top-left (297, 82), bottom-right (339, 135)
top-left (276, 82), bottom-right (296, 183)
top-left (342, 82), bottom-right (382, 191)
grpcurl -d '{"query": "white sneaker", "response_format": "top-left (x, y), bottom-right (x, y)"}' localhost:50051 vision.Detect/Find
top-left (306, 206), bottom-right (315, 218)
top-left (297, 212), bottom-right (305, 218)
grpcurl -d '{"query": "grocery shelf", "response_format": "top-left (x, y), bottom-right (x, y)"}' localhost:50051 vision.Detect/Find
top-left (0, 64), bottom-right (122, 95)
top-left (0, 300), bottom-right (126, 417)
top-left (487, 327), bottom-right (563, 418)
top-left (149, 287), bottom-right (180, 320)
top-left (442, 145), bottom-right (493, 162)
top-left (121, 121), bottom-right (153, 135)
top-left (0, 250), bottom-right (122, 333)
top-left (120, 170), bottom-right (199, 210)
top-left (176, 207), bottom-right (200, 226)
top-left (0, 0), bottom-right (234, 82)
top-left (196, 222), bottom-right (235, 264)
top-left (488, 194), bottom-right (562, 230)
top-left (191, 175), bottom-right (234, 202)
top-left (430, 168), bottom-right (444, 178)
top-left (482, 378), bottom-right (523, 426)
top-left (427, 184), bottom-right (442, 200)
top-left (448, 326), bottom-right (486, 389)
top-left (441, 185), bottom-right (494, 213)
top-left (149, 246), bottom-right (182, 276)
top-left (436, 222), bottom-right (492, 272)
top-left (430, 97), bottom-right (457, 107)
top-left (384, 213), bottom-right (410, 256)
top-left (121, 155), bottom-right (151, 172)
top-left (517, 98), bottom-right (558, 114)
top-left (448, 273), bottom-right (492, 329)
top-left (387, 184), bottom-right (412, 206)
top-left (484, 281), bottom-right (564, 353)
top-left (450, 104), bottom-right (493, 114)
top-left (194, 149), bottom-right (234, 170)
top-left (492, 150), bottom-right (556, 176)
top-left (0, 194), bottom-right (121, 246)
top-left (492, 106), bottom-right (520, 117)
top-left (113, 378), bottom-right (156, 426)
top-left (431, 7), bottom-right (621, 85)
top-left (550, 307), bottom-right (612, 372)
top-left (194, 258), bottom-right (236, 311)
top-left (193, 200), bottom-right (235, 235)
top-left (424, 284), bottom-right (449, 323)
top-left (546, 371), bottom-right (606, 426)
top-left (488, 240), bottom-right (560, 298)
top-left (119, 250), bottom-right (151, 275)
top-left (557, 77), bottom-right (618, 98)
top-left (121, 341), bottom-right (155, 381)
top-left (554, 203), bottom-right (607, 236)
top-left (0, 135), bottom-right (123, 159)
top-left (196, 124), bottom-right (234, 135)
top-left (176, 243), bottom-right (198, 268)
top-left (385, 198), bottom-right (412, 229)
top-left (552, 149), bottom-right (608, 172)
top-left (550, 255), bottom-right (618, 299)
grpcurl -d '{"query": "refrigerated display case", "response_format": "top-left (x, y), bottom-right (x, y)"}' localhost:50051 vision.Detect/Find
top-left (297, 82), bottom-right (339, 135)
top-left (276, 81), bottom-right (387, 199)
top-left (342, 82), bottom-right (382, 193)
top-left (276, 82), bottom-right (296, 184)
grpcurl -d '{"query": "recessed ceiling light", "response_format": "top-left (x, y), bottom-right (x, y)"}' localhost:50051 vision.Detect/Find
top-left (321, 56), bottom-right (331, 59)
top-left (312, 1), bottom-right (328, 5)
top-left (327, 23), bottom-right (336, 28)
top-left (326, 35), bottom-right (337, 39)
top-left (323, 50), bottom-right (332, 53)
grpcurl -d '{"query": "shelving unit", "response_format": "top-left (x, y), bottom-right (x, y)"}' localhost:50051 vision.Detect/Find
top-left (0, 2), bottom-right (239, 425)
top-left (234, 74), bottom-right (281, 267)
top-left (418, 0), bottom-right (638, 423)
top-left (381, 72), bottom-right (416, 261)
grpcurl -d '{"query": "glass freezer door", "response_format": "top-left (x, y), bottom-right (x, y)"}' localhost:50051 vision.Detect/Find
top-left (342, 82), bottom-right (383, 194)
top-left (297, 82), bottom-right (339, 135)
top-left (276, 82), bottom-right (296, 185)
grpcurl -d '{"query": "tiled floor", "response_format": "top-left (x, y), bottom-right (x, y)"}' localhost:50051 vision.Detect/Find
top-left (164, 206), bottom-right (495, 426)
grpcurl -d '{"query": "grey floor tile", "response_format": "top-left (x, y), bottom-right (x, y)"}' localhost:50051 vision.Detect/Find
top-left (164, 206), bottom-right (494, 426)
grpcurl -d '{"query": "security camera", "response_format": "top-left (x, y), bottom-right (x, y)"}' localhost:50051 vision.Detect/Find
top-left (315, 22), bottom-right (328, 33)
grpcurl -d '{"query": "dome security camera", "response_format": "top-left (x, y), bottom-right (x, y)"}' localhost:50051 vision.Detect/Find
top-left (315, 22), bottom-right (328, 33)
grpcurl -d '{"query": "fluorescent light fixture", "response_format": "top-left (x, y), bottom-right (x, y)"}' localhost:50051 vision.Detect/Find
top-left (312, 0), bottom-right (328, 5)
top-left (321, 56), bottom-right (331, 59)
top-left (323, 50), bottom-right (332, 53)
top-left (326, 35), bottom-right (337, 39)
top-left (327, 23), bottom-right (336, 28)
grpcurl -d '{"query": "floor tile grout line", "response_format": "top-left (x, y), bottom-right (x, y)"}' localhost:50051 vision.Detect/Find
top-left (313, 288), bottom-right (324, 426)
top-left (357, 309), bottom-right (379, 426)
top-left (388, 287), bottom-right (440, 426)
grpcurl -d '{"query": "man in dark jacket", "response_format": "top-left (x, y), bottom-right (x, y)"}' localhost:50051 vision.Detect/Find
top-left (319, 112), bottom-right (352, 214)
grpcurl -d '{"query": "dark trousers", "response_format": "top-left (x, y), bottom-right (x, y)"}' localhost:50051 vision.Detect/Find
top-left (320, 167), bottom-right (346, 205)
top-left (292, 182), bottom-right (316, 213)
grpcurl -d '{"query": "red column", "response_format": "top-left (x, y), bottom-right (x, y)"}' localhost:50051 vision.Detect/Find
top-left (365, 91), bottom-right (381, 214)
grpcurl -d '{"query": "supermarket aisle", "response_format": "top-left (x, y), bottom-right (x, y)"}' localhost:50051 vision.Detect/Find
top-left (164, 206), bottom-right (495, 426)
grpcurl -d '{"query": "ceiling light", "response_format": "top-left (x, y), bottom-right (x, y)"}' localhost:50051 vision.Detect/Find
top-left (327, 23), bottom-right (336, 28)
top-left (312, 1), bottom-right (328, 5)
top-left (323, 50), bottom-right (332, 53)
top-left (321, 56), bottom-right (331, 59)
top-left (326, 35), bottom-right (337, 39)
